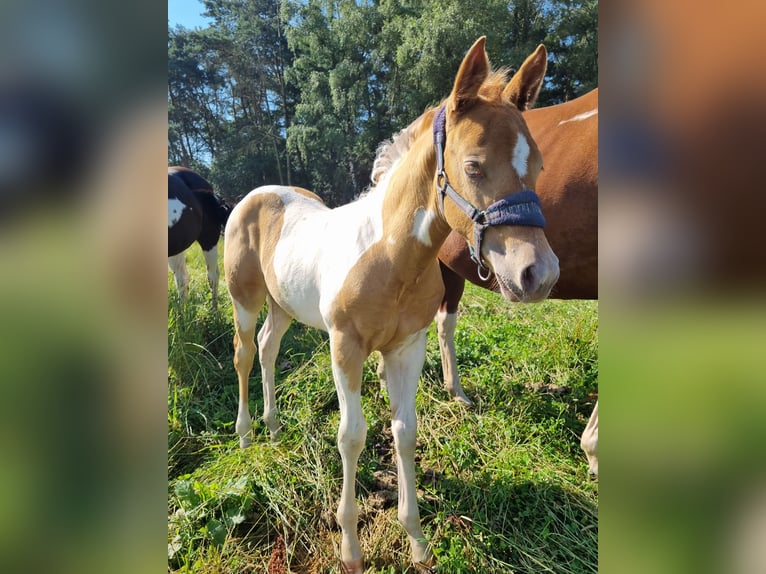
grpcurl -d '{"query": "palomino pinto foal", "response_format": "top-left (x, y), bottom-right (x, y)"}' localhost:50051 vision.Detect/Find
top-left (436, 88), bottom-right (598, 474)
top-left (223, 38), bottom-right (559, 572)
top-left (168, 166), bottom-right (231, 307)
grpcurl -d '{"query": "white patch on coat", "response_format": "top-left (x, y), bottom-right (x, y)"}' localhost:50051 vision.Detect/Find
top-left (262, 184), bottom-right (385, 331)
top-left (558, 108), bottom-right (598, 125)
top-left (168, 198), bottom-right (186, 228)
top-left (512, 133), bottom-right (530, 178)
top-left (410, 207), bottom-right (436, 246)
top-left (232, 299), bottom-right (258, 333)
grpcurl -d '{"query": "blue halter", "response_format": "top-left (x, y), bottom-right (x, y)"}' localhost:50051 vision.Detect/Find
top-left (432, 105), bottom-right (546, 279)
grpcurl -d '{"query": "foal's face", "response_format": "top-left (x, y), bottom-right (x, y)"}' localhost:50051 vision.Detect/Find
top-left (443, 103), bottom-right (559, 302)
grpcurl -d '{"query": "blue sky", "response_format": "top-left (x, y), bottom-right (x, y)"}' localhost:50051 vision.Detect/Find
top-left (168, 0), bottom-right (211, 29)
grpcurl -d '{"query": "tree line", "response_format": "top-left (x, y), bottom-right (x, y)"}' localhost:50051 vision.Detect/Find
top-left (168, 0), bottom-right (597, 206)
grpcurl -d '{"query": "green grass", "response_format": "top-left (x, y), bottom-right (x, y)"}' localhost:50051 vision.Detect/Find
top-left (168, 242), bottom-right (598, 573)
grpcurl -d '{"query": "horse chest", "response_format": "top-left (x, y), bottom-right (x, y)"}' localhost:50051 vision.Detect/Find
top-left (343, 261), bottom-right (444, 352)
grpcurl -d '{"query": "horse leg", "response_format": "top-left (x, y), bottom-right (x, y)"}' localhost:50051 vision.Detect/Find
top-left (257, 296), bottom-right (291, 440)
top-left (231, 296), bottom-right (265, 449)
top-left (580, 401), bottom-right (598, 475)
top-left (168, 253), bottom-right (190, 304)
top-left (329, 332), bottom-right (367, 574)
top-left (381, 328), bottom-right (433, 568)
top-left (377, 353), bottom-right (388, 393)
top-left (202, 246), bottom-right (219, 308)
top-left (437, 264), bottom-right (472, 405)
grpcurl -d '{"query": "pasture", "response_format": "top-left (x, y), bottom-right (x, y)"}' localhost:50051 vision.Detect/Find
top-left (168, 242), bottom-right (598, 573)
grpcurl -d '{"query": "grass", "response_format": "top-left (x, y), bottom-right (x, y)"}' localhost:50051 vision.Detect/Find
top-left (168, 242), bottom-right (598, 573)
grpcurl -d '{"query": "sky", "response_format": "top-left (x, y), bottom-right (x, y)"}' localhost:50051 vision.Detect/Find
top-left (167, 0), bottom-right (211, 29)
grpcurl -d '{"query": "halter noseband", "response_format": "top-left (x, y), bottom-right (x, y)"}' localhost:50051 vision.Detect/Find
top-left (433, 105), bottom-right (546, 280)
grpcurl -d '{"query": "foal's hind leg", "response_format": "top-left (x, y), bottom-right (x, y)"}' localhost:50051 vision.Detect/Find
top-left (231, 297), bottom-right (264, 448)
top-left (257, 297), bottom-right (292, 440)
top-left (202, 246), bottom-right (219, 308)
top-left (168, 253), bottom-right (190, 304)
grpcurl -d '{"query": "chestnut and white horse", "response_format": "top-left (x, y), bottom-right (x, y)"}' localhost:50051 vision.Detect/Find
top-left (223, 38), bottom-right (559, 572)
top-left (168, 166), bottom-right (231, 307)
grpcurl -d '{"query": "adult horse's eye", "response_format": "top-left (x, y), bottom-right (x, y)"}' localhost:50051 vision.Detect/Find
top-left (464, 161), bottom-right (482, 179)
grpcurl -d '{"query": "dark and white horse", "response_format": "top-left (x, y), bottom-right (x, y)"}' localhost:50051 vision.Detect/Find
top-left (168, 166), bottom-right (231, 307)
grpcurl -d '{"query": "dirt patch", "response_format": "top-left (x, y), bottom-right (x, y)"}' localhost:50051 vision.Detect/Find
top-left (267, 534), bottom-right (287, 574)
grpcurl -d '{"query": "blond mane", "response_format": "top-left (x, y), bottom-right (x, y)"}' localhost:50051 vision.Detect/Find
top-left (370, 125), bottom-right (414, 186)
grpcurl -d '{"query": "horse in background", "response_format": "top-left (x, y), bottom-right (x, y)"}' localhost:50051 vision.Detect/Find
top-left (436, 88), bottom-right (598, 473)
top-left (168, 166), bottom-right (231, 307)
top-left (223, 38), bottom-right (558, 572)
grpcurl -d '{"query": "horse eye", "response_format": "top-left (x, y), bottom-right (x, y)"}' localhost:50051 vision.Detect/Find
top-left (464, 161), bottom-right (482, 179)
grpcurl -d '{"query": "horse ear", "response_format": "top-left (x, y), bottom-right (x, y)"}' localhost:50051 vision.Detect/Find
top-left (449, 36), bottom-right (490, 113)
top-left (503, 44), bottom-right (547, 111)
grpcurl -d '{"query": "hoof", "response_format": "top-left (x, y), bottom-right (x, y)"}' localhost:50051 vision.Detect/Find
top-left (341, 557), bottom-right (364, 574)
top-left (414, 556), bottom-right (436, 572)
top-left (451, 391), bottom-right (473, 407)
top-left (412, 543), bottom-right (434, 572)
top-left (239, 435), bottom-right (252, 449)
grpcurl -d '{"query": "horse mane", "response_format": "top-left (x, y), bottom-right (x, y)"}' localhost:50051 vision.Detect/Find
top-left (370, 125), bottom-right (416, 186)
top-left (369, 67), bottom-right (513, 187)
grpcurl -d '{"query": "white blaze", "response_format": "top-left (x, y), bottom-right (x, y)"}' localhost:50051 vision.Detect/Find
top-left (512, 133), bottom-right (530, 178)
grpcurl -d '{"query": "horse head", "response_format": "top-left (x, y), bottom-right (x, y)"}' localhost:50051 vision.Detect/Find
top-left (435, 37), bottom-right (559, 302)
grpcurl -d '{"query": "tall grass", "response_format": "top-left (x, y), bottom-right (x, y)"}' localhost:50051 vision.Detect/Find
top-left (168, 243), bottom-right (598, 573)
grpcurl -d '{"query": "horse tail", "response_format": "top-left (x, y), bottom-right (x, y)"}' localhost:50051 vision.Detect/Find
top-left (193, 190), bottom-right (231, 227)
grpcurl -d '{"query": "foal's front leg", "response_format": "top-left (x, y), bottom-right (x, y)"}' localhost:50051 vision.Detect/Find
top-left (381, 328), bottom-right (433, 568)
top-left (329, 333), bottom-right (368, 574)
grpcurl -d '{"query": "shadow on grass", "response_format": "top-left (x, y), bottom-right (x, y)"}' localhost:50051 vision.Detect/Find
top-left (419, 470), bottom-right (598, 573)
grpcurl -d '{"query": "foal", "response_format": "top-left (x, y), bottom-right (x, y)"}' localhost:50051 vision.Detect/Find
top-left (224, 38), bottom-right (559, 572)
top-left (168, 166), bottom-right (231, 307)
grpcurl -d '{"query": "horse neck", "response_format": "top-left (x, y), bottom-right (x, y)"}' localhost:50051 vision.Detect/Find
top-left (377, 136), bottom-right (452, 269)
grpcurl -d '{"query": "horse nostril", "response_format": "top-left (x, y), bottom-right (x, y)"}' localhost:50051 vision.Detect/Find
top-left (521, 264), bottom-right (536, 292)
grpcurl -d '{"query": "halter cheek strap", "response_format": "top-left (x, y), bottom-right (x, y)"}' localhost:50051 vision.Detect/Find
top-left (433, 106), bottom-right (546, 278)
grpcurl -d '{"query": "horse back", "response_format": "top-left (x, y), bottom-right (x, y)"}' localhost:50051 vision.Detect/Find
top-left (168, 166), bottom-right (213, 192)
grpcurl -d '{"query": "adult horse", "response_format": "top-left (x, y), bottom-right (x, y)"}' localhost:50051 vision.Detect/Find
top-left (435, 88), bottom-right (598, 473)
top-left (168, 166), bottom-right (231, 307)
top-left (224, 38), bottom-right (559, 572)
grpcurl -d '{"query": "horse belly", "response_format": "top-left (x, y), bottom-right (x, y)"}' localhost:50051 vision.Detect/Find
top-left (271, 229), bottom-right (327, 331)
top-left (271, 271), bottom-right (325, 331)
